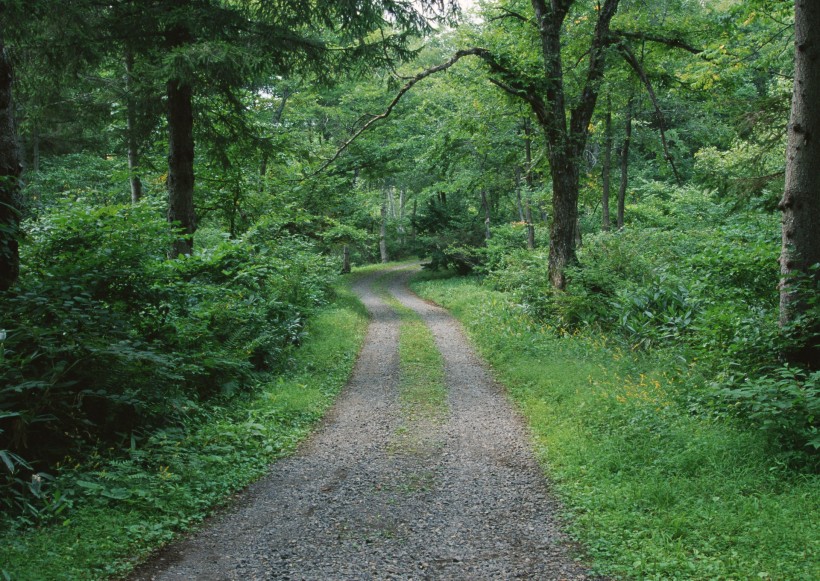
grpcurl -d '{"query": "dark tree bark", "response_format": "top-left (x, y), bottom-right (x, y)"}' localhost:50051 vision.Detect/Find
top-left (530, 0), bottom-right (621, 288)
top-left (779, 0), bottom-right (820, 362)
top-left (0, 27), bottom-right (22, 291)
top-left (166, 76), bottom-right (196, 257)
top-left (341, 244), bottom-right (351, 274)
top-left (379, 198), bottom-right (388, 263)
top-left (164, 3), bottom-right (196, 258)
top-left (602, 98), bottom-right (612, 231)
top-left (617, 97), bottom-right (633, 229)
top-left (125, 48), bottom-right (143, 203)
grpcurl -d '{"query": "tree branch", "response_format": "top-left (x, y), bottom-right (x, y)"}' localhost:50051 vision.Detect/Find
top-left (306, 47), bottom-right (491, 178)
top-left (489, 7), bottom-right (536, 26)
top-left (617, 41), bottom-right (683, 184)
top-left (569, 0), bottom-right (621, 149)
top-left (612, 30), bottom-right (702, 54)
top-left (487, 78), bottom-right (549, 128)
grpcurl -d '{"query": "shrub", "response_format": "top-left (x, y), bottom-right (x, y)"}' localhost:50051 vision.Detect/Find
top-left (612, 272), bottom-right (699, 350)
top-left (718, 366), bottom-right (820, 461)
top-left (0, 200), bottom-right (337, 518)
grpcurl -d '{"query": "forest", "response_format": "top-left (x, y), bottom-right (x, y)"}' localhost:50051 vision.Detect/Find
top-left (0, 0), bottom-right (818, 579)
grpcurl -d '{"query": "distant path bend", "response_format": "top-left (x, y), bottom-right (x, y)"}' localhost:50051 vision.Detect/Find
top-left (131, 266), bottom-right (595, 580)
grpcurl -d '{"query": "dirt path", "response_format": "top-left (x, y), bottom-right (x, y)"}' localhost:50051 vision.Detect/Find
top-left (131, 267), bottom-right (594, 580)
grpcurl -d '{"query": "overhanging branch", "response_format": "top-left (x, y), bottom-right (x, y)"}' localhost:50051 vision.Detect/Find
top-left (307, 47), bottom-right (491, 178)
top-left (612, 30), bottom-right (703, 54)
top-left (617, 41), bottom-right (683, 184)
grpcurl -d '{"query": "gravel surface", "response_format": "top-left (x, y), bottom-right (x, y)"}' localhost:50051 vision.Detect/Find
top-left (130, 267), bottom-right (596, 580)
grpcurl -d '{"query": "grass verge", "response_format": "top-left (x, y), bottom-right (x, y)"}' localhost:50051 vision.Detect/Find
top-left (0, 279), bottom-right (369, 581)
top-left (412, 274), bottom-right (819, 580)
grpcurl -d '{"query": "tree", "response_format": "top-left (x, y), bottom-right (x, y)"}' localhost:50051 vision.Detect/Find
top-left (476, 0), bottom-right (621, 288)
top-left (151, 0), bottom-right (458, 256)
top-left (779, 0), bottom-right (820, 362)
top-left (602, 97), bottom-right (612, 231)
top-left (0, 24), bottom-right (22, 291)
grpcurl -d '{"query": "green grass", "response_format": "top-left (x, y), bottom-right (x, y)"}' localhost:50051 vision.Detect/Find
top-left (412, 274), bottom-right (819, 580)
top-left (0, 280), bottom-right (369, 581)
top-left (378, 282), bottom-right (447, 425)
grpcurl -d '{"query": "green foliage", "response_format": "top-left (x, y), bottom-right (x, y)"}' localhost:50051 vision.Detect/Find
top-left (612, 272), bottom-right (698, 350)
top-left (412, 195), bottom-right (486, 274)
top-left (0, 200), bottom-right (336, 519)
top-left (483, 184), bottom-right (820, 460)
top-left (0, 280), bottom-right (368, 579)
top-left (719, 366), bottom-right (820, 456)
top-left (23, 154), bottom-right (138, 209)
top-left (413, 275), bottom-right (820, 581)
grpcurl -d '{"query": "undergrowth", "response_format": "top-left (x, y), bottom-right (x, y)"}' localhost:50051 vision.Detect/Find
top-left (0, 278), bottom-right (368, 580)
top-left (412, 274), bottom-right (819, 580)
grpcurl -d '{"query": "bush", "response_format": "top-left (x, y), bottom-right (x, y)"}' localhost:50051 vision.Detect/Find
top-left (0, 201), bottom-right (336, 519)
top-left (718, 366), bottom-right (820, 461)
top-left (612, 272), bottom-right (699, 350)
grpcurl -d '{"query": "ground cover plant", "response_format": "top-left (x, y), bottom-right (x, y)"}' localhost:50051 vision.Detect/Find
top-left (412, 271), bottom-right (819, 580)
top-left (0, 275), bottom-right (368, 580)
top-left (375, 273), bottom-right (448, 426)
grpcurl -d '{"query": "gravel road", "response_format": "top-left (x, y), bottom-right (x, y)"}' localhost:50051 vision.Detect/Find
top-left (130, 267), bottom-right (596, 580)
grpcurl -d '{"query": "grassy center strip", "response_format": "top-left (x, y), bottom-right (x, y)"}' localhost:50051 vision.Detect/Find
top-left (374, 274), bottom-right (447, 452)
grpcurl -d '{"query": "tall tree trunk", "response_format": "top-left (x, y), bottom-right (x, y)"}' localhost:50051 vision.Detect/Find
top-left (379, 198), bottom-right (388, 263)
top-left (525, 200), bottom-right (535, 250)
top-left (480, 189), bottom-right (491, 243)
top-left (546, 150), bottom-right (581, 288)
top-left (0, 27), bottom-right (22, 291)
top-left (530, 0), bottom-right (621, 289)
top-left (617, 97), bottom-right (633, 229)
top-left (602, 98), bottom-right (612, 231)
top-left (166, 77), bottom-right (195, 257)
top-left (341, 244), bottom-right (351, 274)
top-left (125, 49), bottom-right (143, 203)
top-left (523, 119), bottom-right (536, 249)
top-left (779, 0), bottom-right (820, 363)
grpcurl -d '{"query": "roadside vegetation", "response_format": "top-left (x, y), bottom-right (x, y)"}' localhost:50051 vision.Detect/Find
top-left (412, 193), bottom-right (820, 579)
top-left (0, 274), bottom-right (368, 580)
